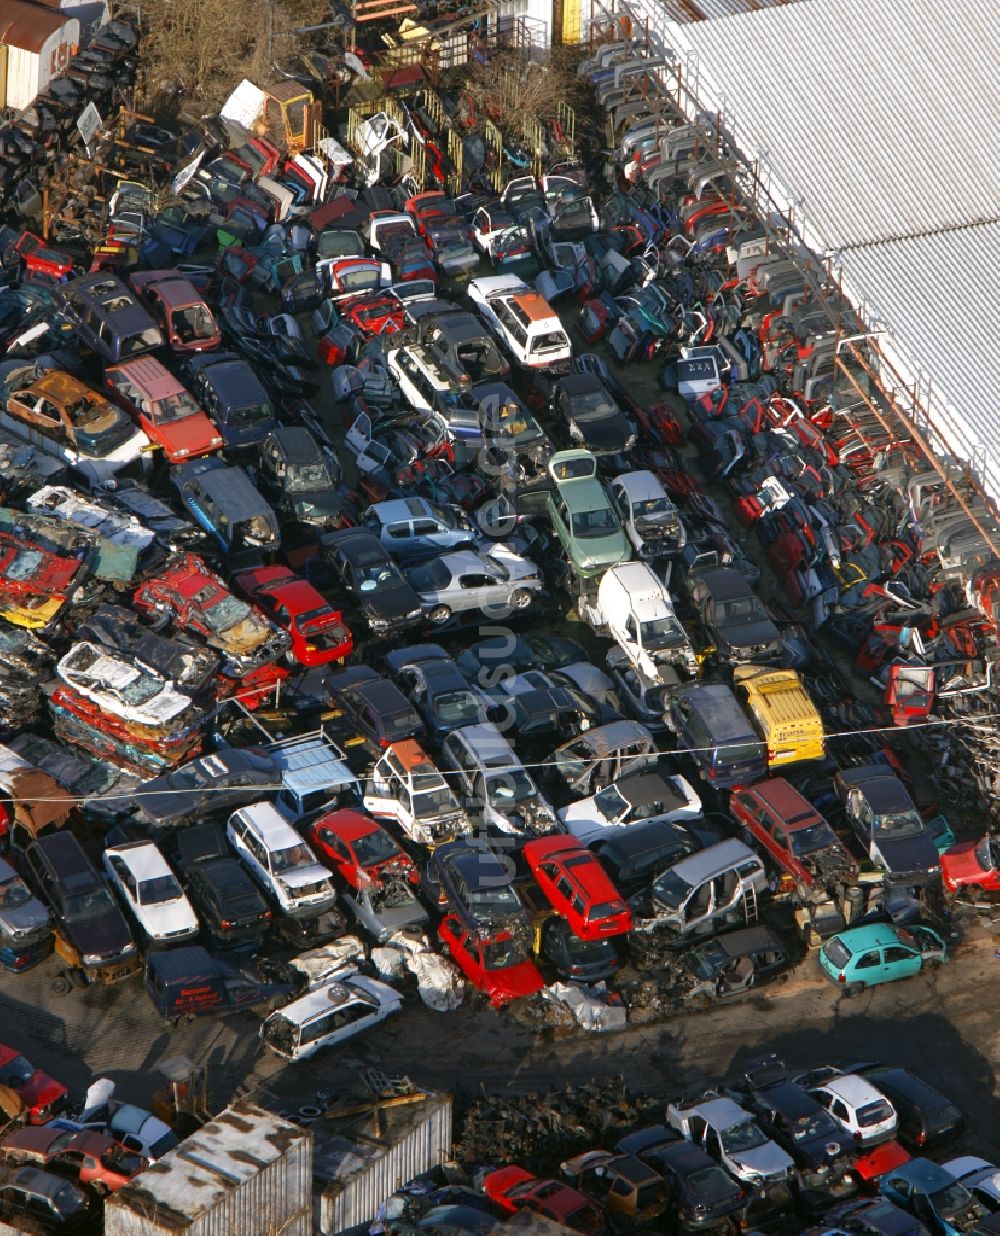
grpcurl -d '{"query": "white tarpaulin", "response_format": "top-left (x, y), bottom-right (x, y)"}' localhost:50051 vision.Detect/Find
top-left (543, 982), bottom-right (627, 1032)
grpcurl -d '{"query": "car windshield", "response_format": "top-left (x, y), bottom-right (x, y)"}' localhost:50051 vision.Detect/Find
top-left (53, 1182), bottom-right (87, 1215)
top-left (412, 787), bottom-right (455, 817)
top-left (929, 1181), bottom-right (974, 1218)
top-left (856, 1099), bottom-right (894, 1126)
top-left (203, 594), bottom-right (252, 632)
top-left (719, 596), bottom-right (762, 620)
top-left (486, 769), bottom-right (536, 804)
top-left (873, 809), bottom-right (925, 840)
top-left (0, 875), bottom-right (32, 909)
top-left (640, 615), bottom-right (684, 649)
top-left (271, 845), bottom-right (313, 873)
top-left (571, 507), bottom-right (618, 538)
top-left (432, 690), bottom-right (483, 725)
top-left (150, 390), bottom-right (201, 423)
top-left (467, 880), bottom-right (521, 914)
top-left (285, 461), bottom-right (333, 492)
top-left (720, 1120), bottom-right (768, 1153)
top-left (103, 1145), bottom-right (145, 1175)
top-left (789, 822), bottom-right (839, 855)
top-left (0, 1055), bottom-right (33, 1087)
top-left (790, 1109), bottom-right (840, 1141)
top-left (355, 560), bottom-right (403, 592)
top-left (822, 938), bottom-right (852, 968)
top-left (974, 835), bottom-right (1000, 872)
top-left (173, 305), bottom-right (216, 342)
top-left (650, 869), bottom-right (692, 911)
top-left (572, 389), bottom-right (616, 419)
top-left (351, 828), bottom-right (399, 867)
top-left (64, 886), bottom-right (115, 918)
top-left (121, 675), bottom-right (162, 706)
top-left (481, 935), bottom-right (527, 970)
top-left (686, 938), bottom-right (730, 980)
top-left (594, 784), bottom-right (629, 822)
top-left (138, 874), bottom-right (182, 904)
top-left (227, 402), bottom-right (271, 427)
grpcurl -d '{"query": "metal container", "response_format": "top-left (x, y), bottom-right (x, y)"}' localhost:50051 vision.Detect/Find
top-left (0, 1), bottom-right (80, 110)
top-left (315, 1092), bottom-right (452, 1233)
top-left (103, 1102), bottom-right (312, 1236)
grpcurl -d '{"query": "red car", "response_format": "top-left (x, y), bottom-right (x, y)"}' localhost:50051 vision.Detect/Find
top-left (232, 565), bottom-right (352, 667)
top-left (404, 191), bottom-right (456, 236)
top-left (484, 1165), bottom-right (608, 1233)
top-left (941, 834), bottom-right (1000, 894)
top-left (9, 230), bottom-right (75, 281)
top-left (523, 835), bottom-right (631, 941)
top-left (729, 778), bottom-right (856, 887)
top-left (0, 1126), bottom-right (147, 1193)
top-left (105, 356), bottom-right (223, 462)
top-left (0, 1045), bottom-right (68, 1125)
top-left (438, 915), bottom-right (543, 1008)
top-left (130, 271), bottom-right (222, 354)
top-left (0, 529), bottom-right (84, 630)
top-left (852, 1139), bottom-right (911, 1192)
top-left (321, 258), bottom-right (391, 303)
top-left (341, 293), bottom-right (405, 338)
top-left (309, 809), bottom-right (417, 889)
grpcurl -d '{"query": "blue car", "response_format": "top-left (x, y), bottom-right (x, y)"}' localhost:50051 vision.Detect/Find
top-left (880, 1159), bottom-right (985, 1234)
top-left (818, 923), bottom-right (946, 994)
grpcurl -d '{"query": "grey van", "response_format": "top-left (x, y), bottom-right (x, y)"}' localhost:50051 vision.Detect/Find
top-left (172, 458), bottom-right (280, 561)
top-left (59, 273), bottom-right (163, 363)
top-left (665, 682), bottom-right (766, 788)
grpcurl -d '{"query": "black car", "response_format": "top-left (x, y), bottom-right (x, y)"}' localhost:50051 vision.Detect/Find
top-left (857, 1065), bottom-right (964, 1149)
top-left (592, 818), bottom-right (719, 899)
top-left (741, 1054), bottom-right (857, 1214)
top-left (551, 371), bottom-right (636, 457)
top-left (422, 836), bottom-right (529, 938)
top-left (420, 312), bottom-right (509, 383)
top-left (679, 927), bottom-right (794, 999)
top-left (0, 1166), bottom-right (90, 1232)
top-left (19, 833), bottom-right (138, 983)
top-left (540, 916), bottom-right (619, 982)
top-left (77, 603), bottom-right (220, 696)
top-left (174, 823), bottom-right (272, 951)
top-left (321, 527), bottom-right (424, 637)
top-left (325, 666), bottom-right (424, 751)
top-left (685, 563), bottom-right (782, 663)
top-left (132, 749), bottom-right (279, 832)
top-left (454, 633), bottom-right (588, 686)
top-left (384, 645), bottom-right (492, 744)
top-left (490, 687), bottom-right (592, 764)
top-left (183, 350), bottom-right (276, 451)
top-left (616, 1128), bottom-right (747, 1233)
top-left (255, 427), bottom-right (342, 530)
top-left (145, 946), bottom-right (291, 1023)
top-left (834, 768), bottom-right (941, 887)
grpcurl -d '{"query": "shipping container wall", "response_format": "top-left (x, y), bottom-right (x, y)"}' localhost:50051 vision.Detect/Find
top-left (104, 1131), bottom-right (312, 1236)
top-left (317, 1096), bottom-right (453, 1234)
top-left (2, 17), bottom-right (78, 110)
top-left (4, 46), bottom-right (38, 112)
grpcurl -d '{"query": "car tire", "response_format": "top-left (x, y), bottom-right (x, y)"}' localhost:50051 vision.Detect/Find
top-left (429, 605), bottom-right (451, 624)
top-left (511, 589), bottom-right (533, 610)
top-left (844, 982), bottom-right (865, 998)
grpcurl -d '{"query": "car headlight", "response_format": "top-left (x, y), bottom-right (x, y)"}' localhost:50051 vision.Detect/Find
top-left (370, 616), bottom-right (389, 630)
top-left (122, 942), bottom-right (138, 956)
top-left (176, 448), bottom-right (190, 458)
top-left (407, 608), bottom-right (422, 620)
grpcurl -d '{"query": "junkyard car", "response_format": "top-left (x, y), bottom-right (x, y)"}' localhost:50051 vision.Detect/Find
top-left (941, 834), bottom-right (1000, 895)
top-left (0, 528), bottom-right (85, 630)
top-left (0, 1126), bottom-right (146, 1194)
top-left (255, 426), bottom-right (342, 529)
top-left (730, 778), bottom-right (856, 887)
top-left (404, 544), bottom-right (542, 623)
top-left (0, 1045), bottom-right (68, 1125)
top-left (308, 809), bottom-right (427, 942)
top-left (102, 840), bottom-right (200, 945)
top-left (365, 738), bottom-right (470, 846)
top-left (608, 470), bottom-right (687, 559)
top-left (260, 969), bottom-right (402, 1061)
top-left (77, 604), bottom-right (220, 699)
top-left (679, 926), bottom-right (793, 999)
top-left (819, 923), bottom-right (946, 993)
top-left (547, 449), bottom-right (630, 579)
top-left (232, 564), bottom-right (352, 666)
top-left (879, 1158), bottom-right (985, 1233)
top-left (145, 945), bottom-right (290, 1022)
top-left (835, 766), bottom-right (941, 886)
top-left (55, 642), bottom-right (194, 730)
top-left (0, 1165), bottom-right (90, 1230)
top-left (0, 856), bottom-right (52, 972)
top-left (132, 749), bottom-right (278, 832)
top-left (440, 722), bottom-right (557, 837)
top-left (438, 913), bottom-right (544, 1006)
top-left (483, 1165), bottom-right (608, 1233)
top-left (558, 769), bottom-right (702, 845)
top-left (384, 646), bottom-right (491, 745)
top-left (686, 562), bottom-right (782, 663)
top-left (170, 458), bottom-right (281, 561)
top-left (616, 1128), bottom-right (748, 1232)
top-left (523, 835), bottom-right (631, 940)
top-left (361, 497), bottom-right (476, 562)
top-left (551, 371), bottom-right (636, 457)
top-left (174, 823), bottom-right (271, 952)
top-left (559, 1150), bottom-right (667, 1225)
top-left (325, 667), bottom-right (425, 752)
top-left (321, 527), bottom-right (425, 636)
top-left (860, 1067), bottom-right (965, 1151)
top-left (800, 1072), bottom-right (899, 1146)
top-left (104, 356), bottom-right (223, 463)
top-left (129, 270), bottom-right (221, 353)
top-left (183, 350), bottom-right (275, 450)
top-left (666, 1093), bottom-right (796, 1194)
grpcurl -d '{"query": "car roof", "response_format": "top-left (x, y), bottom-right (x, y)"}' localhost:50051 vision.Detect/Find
top-left (616, 770), bottom-right (688, 810)
top-left (694, 565), bottom-right (752, 599)
top-left (670, 839), bottom-right (758, 884)
top-left (710, 925), bottom-right (784, 957)
top-left (110, 355), bottom-right (186, 399)
top-left (865, 1068), bottom-right (953, 1110)
top-left (269, 426), bottom-right (321, 464)
top-left (839, 770), bottom-right (915, 813)
top-left (834, 923), bottom-right (906, 950)
top-left (369, 497), bottom-right (431, 522)
top-left (326, 527), bottom-right (388, 564)
top-left (190, 466), bottom-right (273, 518)
top-left (674, 682), bottom-right (759, 742)
top-left (452, 722), bottom-right (518, 766)
top-left (745, 777), bottom-right (822, 825)
top-left (613, 470), bottom-right (668, 501)
top-left (819, 1074), bottom-right (887, 1105)
top-left (681, 1096), bottom-right (752, 1131)
top-left (893, 1157), bottom-right (956, 1190)
top-left (147, 945), bottom-right (221, 984)
top-left (320, 809), bottom-right (382, 842)
top-left (237, 801), bottom-right (302, 845)
top-left (106, 841), bottom-right (171, 881)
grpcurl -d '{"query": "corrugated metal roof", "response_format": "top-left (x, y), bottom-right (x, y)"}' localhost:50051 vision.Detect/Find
top-left (0, 0), bottom-right (75, 52)
top-left (656, 0), bottom-right (808, 22)
top-left (662, 0), bottom-right (1000, 251)
top-left (839, 222), bottom-right (1000, 498)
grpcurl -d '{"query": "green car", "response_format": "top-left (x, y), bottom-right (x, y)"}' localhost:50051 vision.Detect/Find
top-left (546, 449), bottom-right (631, 579)
top-left (818, 922), bottom-right (946, 995)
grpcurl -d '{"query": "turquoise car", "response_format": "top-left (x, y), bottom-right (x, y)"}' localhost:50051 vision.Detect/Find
top-left (818, 923), bottom-right (946, 994)
top-left (545, 449), bottom-right (631, 580)
top-left (880, 1157), bottom-right (985, 1233)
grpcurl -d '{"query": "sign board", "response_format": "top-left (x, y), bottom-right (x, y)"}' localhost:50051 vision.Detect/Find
top-left (76, 102), bottom-right (102, 150)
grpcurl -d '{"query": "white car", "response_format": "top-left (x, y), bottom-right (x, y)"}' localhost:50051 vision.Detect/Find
top-left (467, 275), bottom-right (572, 371)
top-left (405, 544), bottom-right (543, 624)
top-left (260, 969), bottom-right (402, 1062)
top-left (800, 1073), bottom-right (898, 1146)
top-left (27, 485), bottom-right (156, 550)
top-left (226, 802), bottom-right (337, 919)
top-left (102, 841), bottom-right (199, 944)
top-left (608, 471), bottom-right (687, 559)
top-left (56, 642), bottom-right (192, 728)
top-left (558, 769), bottom-right (702, 845)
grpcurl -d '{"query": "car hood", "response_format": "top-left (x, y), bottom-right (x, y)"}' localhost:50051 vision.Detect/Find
top-left (722, 616), bottom-right (779, 647)
top-left (941, 842), bottom-right (988, 885)
top-left (17, 1071), bottom-right (65, 1111)
top-left (483, 959), bottom-right (545, 1006)
top-left (729, 1142), bottom-right (795, 1179)
top-left (571, 413), bottom-right (632, 449)
top-left (70, 906), bottom-right (133, 958)
top-left (279, 866), bottom-right (333, 892)
top-left (878, 831), bottom-right (940, 876)
top-left (139, 899), bottom-right (199, 937)
top-left (156, 412), bottom-right (221, 460)
top-left (0, 900), bottom-right (50, 937)
top-left (362, 580), bottom-right (421, 622)
top-left (212, 612), bottom-right (275, 656)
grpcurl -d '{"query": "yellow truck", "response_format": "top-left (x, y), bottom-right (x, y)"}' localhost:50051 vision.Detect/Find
top-left (732, 665), bottom-right (825, 767)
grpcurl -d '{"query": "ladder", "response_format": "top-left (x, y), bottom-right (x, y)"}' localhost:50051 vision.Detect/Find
top-left (743, 885), bottom-right (759, 924)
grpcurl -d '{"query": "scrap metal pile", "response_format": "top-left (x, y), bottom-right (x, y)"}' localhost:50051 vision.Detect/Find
top-left (0, 21), bottom-right (998, 1232)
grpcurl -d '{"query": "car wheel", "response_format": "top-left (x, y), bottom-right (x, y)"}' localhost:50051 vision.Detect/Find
top-left (429, 605), bottom-right (451, 623)
top-left (511, 589), bottom-right (533, 610)
top-left (844, 982), bottom-right (865, 998)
